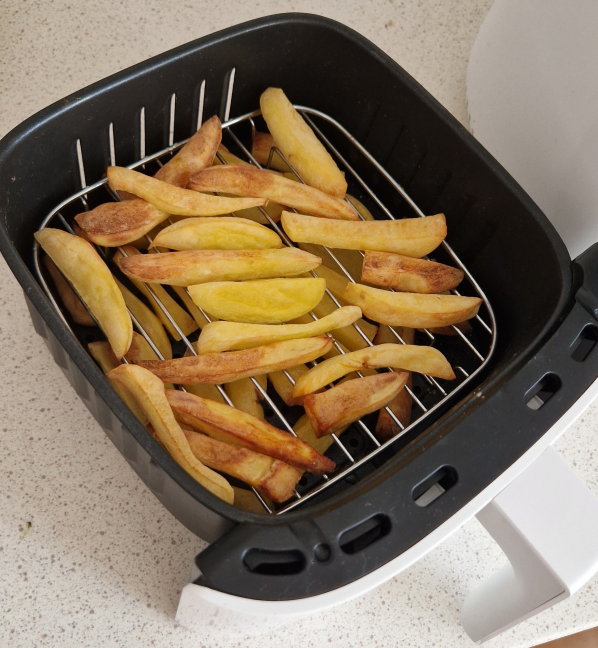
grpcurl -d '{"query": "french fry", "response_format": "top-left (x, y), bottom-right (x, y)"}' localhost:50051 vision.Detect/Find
top-left (260, 88), bottom-right (347, 198)
top-left (189, 278), bottom-right (326, 324)
top-left (166, 389), bottom-right (335, 474)
top-left (35, 229), bottom-right (132, 359)
top-left (344, 283), bottom-right (482, 328)
top-left (269, 364), bottom-right (311, 406)
top-left (232, 486), bottom-right (272, 514)
top-left (43, 256), bottom-right (95, 326)
top-left (251, 131), bottom-right (290, 172)
top-left (282, 211), bottom-right (447, 257)
top-left (107, 166), bottom-right (267, 216)
top-left (154, 114), bottom-right (221, 187)
top-left (108, 365), bottom-right (233, 503)
top-left (75, 200), bottom-right (169, 247)
top-left (118, 247), bottom-right (321, 287)
top-left (188, 165), bottom-right (358, 221)
top-left (183, 428), bottom-right (300, 503)
top-left (376, 374), bottom-right (413, 441)
top-left (196, 306), bottom-right (361, 353)
top-left (150, 216), bottom-right (282, 251)
top-left (305, 372), bottom-right (409, 437)
top-left (293, 343), bottom-right (454, 398)
top-left (123, 333), bottom-right (172, 385)
top-left (293, 413), bottom-right (344, 455)
top-left (362, 251), bottom-right (464, 293)
top-left (297, 241), bottom-right (364, 283)
top-left (374, 324), bottom-right (415, 346)
top-left (224, 377), bottom-right (265, 419)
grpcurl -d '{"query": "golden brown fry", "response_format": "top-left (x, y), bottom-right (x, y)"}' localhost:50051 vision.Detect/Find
top-left (224, 377), bottom-right (265, 419)
top-left (108, 365), bottom-right (233, 503)
top-left (119, 247), bottom-right (321, 287)
top-left (35, 229), bottom-right (132, 359)
top-left (136, 337), bottom-right (334, 385)
top-left (282, 211), bottom-right (447, 257)
top-left (107, 166), bottom-right (267, 216)
top-left (196, 306), bottom-right (361, 353)
top-left (305, 372), bottom-right (409, 437)
top-left (183, 428), bottom-right (299, 503)
top-left (362, 251), bottom-right (464, 293)
top-left (75, 200), bottom-right (169, 247)
top-left (189, 278), bottom-right (326, 324)
top-left (124, 333), bottom-right (172, 388)
top-left (269, 364), bottom-right (311, 406)
top-left (376, 374), bottom-right (412, 441)
top-left (293, 343), bottom-right (454, 398)
top-left (251, 132), bottom-right (290, 172)
top-left (150, 216), bottom-right (282, 251)
top-left (154, 114), bottom-right (221, 187)
top-left (166, 388), bottom-right (335, 474)
top-left (188, 165), bottom-right (358, 221)
top-left (344, 283), bottom-right (482, 328)
top-left (43, 256), bottom-right (95, 326)
top-left (260, 88), bottom-right (347, 198)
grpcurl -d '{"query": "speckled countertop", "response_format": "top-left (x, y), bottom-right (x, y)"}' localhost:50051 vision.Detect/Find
top-left (1, 1), bottom-right (597, 647)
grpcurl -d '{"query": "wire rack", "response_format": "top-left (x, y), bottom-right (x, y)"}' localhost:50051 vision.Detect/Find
top-left (33, 68), bottom-right (497, 516)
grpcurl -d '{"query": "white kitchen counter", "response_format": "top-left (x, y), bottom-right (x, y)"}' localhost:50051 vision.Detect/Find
top-left (1, 1), bottom-right (597, 646)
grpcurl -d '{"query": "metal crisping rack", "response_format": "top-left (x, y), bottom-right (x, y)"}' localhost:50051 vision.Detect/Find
top-left (33, 69), bottom-right (497, 515)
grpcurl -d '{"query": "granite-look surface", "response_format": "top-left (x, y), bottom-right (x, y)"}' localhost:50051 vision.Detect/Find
top-left (1, 1), bottom-right (597, 647)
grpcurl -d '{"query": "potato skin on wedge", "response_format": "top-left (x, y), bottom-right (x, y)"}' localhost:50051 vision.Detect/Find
top-left (344, 283), bottom-right (482, 328)
top-left (119, 247), bottom-right (321, 287)
top-left (35, 228), bottom-right (132, 359)
top-left (166, 389), bottom-right (335, 475)
top-left (305, 372), bottom-right (409, 437)
top-left (282, 211), bottom-right (447, 257)
top-left (362, 251), bottom-right (464, 294)
top-left (135, 337), bottom-right (334, 385)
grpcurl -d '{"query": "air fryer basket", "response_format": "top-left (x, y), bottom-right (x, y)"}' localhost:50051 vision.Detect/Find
top-left (2, 14), bottom-right (597, 600)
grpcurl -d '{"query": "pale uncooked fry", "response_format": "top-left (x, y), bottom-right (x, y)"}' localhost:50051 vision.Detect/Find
top-left (166, 388), bottom-right (335, 474)
top-left (362, 250), bottom-right (464, 294)
top-left (150, 216), bottom-right (282, 251)
top-left (282, 211), bottom-right (447, 257)
top-left (155, 115), bottom-right (222, 187)
top-left (75, 200), bottom-right (169, 247)
top-left (108, 365), bottom-right (233, 503)
top-left (305, 372), bottom-right (409, 437)
top-left (376, 374), bottom-right (413, 441)
top-left (225, 377), bottom-right (265, 419)
top-left (293, 343), bottom-right (454, 398)
top-left (43, 256), bottom-right (95, 326)
top-left (188, 165), bottom-right (358, 221)
top-left (136, 337), bottom-right (334, 385)
top-left (35, 229), bottom-right (132, 359)
top-left (196, 306), bottom-right (361, 353)
top-left (269, 364), bottom-right (311, 407)
top-left (119, 247), bottom-right (321, 287)
top-left (107, 167), bottom-right (267, 216)
top-left (344, 283), bottom-right (482, 328)
top-left (251, 132), bottom-right (290, 172)
top-left (189, 278), bottom-right (326, 324)
top-left (260, 88), bottom-right (347, 198)
top-left (183, 428), bottom-right (300, 503)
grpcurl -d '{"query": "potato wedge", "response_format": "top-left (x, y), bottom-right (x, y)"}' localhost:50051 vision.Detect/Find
top-left (107, 166), bottom-right (267, 216)
top-left (136, 337), bottom-right (333, 385)
top-left (150, 216), bottom-right (282, 251)
top-left (113, 247), bottom-right (198, 340)
top-left (188, 165), bottom-right (358, 221)
top-left (196, 306), bottom-right (361, 353)
top-left (43, 256), bottom-right (95, 326)
top-left (282, 211), bottom-right (447, 257)
top-left (154, 114), bottom-right (221, 187)
top-left (376, 374), bottom-right (413, 441)
top-left (362, 251), bottom-right (464, 294)
top-left (293, 343), bottom-right (454, 398)
top-left (269, 364), bottom-right (311, 406)
top-left (183, 428), bottom-right (299, 503)
top-left (75, 200), bottom-right (169, 247)
top-left (251, 131), bottom-right (290, 172)
top-left (344, 283), bottom-right (483, 328)
top-left (119, 247), bottom-right (321, 287)
top-left (108, 365), bottom-right (233, 503)
top-left (224, 377), bottom-right (265, 419)
top-left (305, 372), bottom-right (409, 437)
top-left (188, 278), bottom-right (326, 324)
top-left (260, 88), bottom-right (347, 198)
top-left (166, 388), bottom-right (335, 474)
top-left (35, 229), bottom-right (132, 358)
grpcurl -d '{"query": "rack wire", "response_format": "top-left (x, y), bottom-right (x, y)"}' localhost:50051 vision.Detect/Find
top-left (33, 69), bottom-right (497, 515)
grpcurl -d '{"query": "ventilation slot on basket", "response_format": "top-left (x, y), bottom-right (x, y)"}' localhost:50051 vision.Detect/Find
top-left (412, 466), bottom-right (458, 507)
top-left (525, 373), bottom-right (562, 410)
top-left (571, 325), bottom-right (598, 362)
top-left (243, 548), bottom-right (306, 576)
top-left (339, 514), bottom-right (391, 554)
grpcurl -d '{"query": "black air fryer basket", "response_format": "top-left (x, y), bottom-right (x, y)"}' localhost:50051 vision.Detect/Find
top-left (2, 14), bottom-right (598, 601)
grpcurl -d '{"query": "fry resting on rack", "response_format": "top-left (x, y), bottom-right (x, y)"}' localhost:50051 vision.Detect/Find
top-left (118, 247), bottom-right (322, 286)
top-left (282, 211), bottom-right (447, 257)
top-left (376, 374), bottom-right (413, 441)
top-left (251, 131), bottom-right (290, 172)
top-left (224, 376), bottom-right (267, 419)
top-left (135, 337), bottom-right (334, 385)
top-left (269, 364), bottom-right (311, 406)
top-left (166, 389), bottom-right (335, 474)
top-left (43, 256), bottom-right (95, 326)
